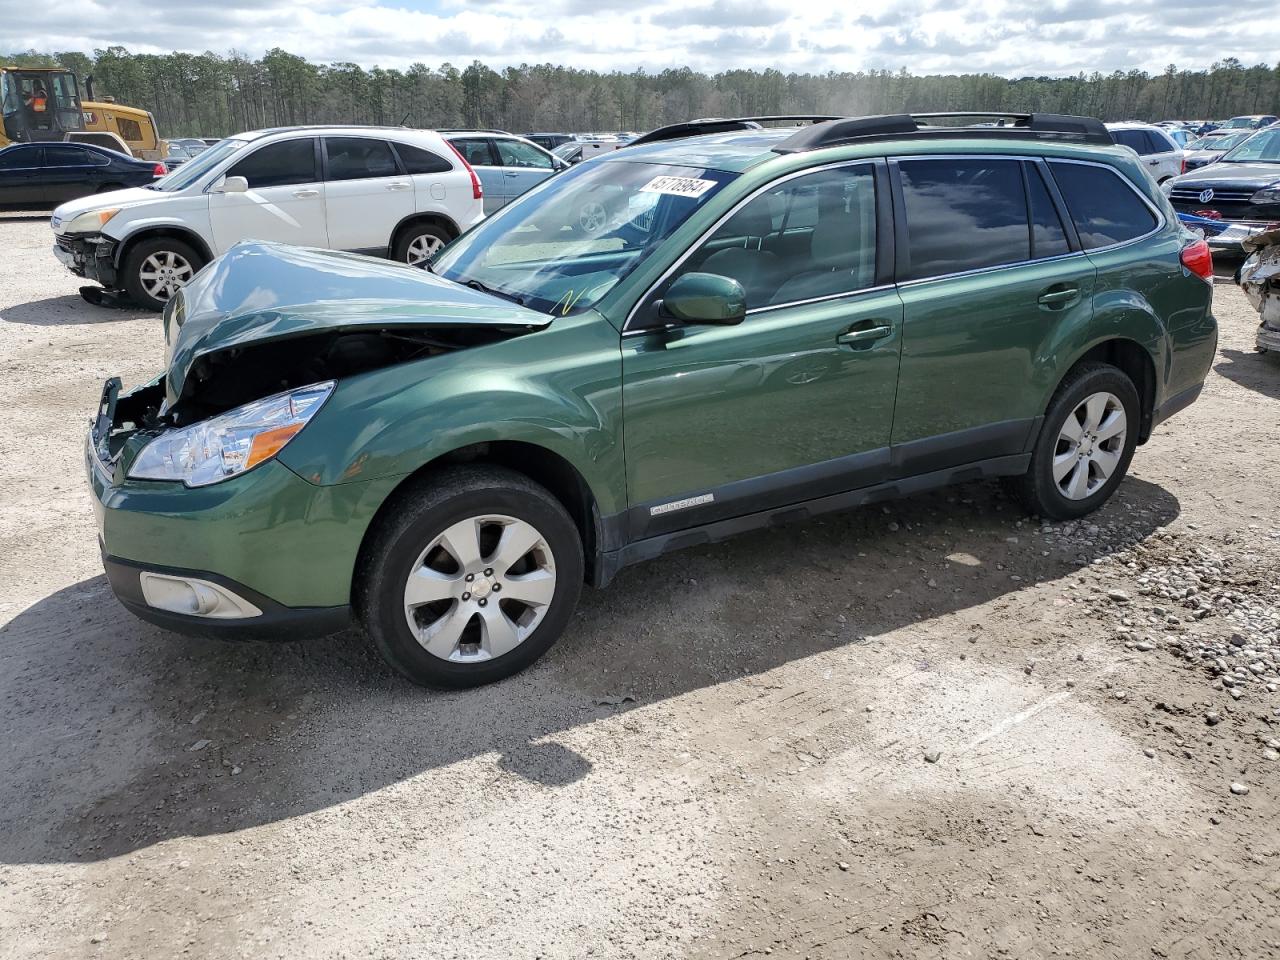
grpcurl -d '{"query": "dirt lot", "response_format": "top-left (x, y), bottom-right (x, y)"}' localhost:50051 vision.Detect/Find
top-left (0, 215), bottom-right (1277, 960)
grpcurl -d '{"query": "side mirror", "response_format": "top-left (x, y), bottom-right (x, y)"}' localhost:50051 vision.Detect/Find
top-left (213, 175), bottom-right (248, 194)
top-left (661, 272), bottom-right (747, 326)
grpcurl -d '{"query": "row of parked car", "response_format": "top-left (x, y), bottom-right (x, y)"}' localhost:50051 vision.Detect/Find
top-left (19, 126), bottom-right (633, 308)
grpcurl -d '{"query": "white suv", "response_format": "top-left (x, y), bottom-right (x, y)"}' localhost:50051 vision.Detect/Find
top-left (1105, 122), bottom-right (1185, 184)
top-left (49, 125), bottom-right (485, 309)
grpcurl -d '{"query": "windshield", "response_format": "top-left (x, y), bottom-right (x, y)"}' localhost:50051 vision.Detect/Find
top-left (432, 160), bottom-right (738, 316)
top-left (1221, 128), bottom-right (1280, 164)
top-left (150, 138), bottom-right (246, 191)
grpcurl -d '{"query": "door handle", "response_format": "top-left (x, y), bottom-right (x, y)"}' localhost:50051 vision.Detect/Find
top-left (1037, 286), bottom-right (1080, 308)
top-left (386, 182), bottom-right (411, 191)
top-left (292, 188), bottom-right (320, 198)
top-left (503, 171), bottom-right (519, 177)
top-left (836, 324), bottom-right (892, 346)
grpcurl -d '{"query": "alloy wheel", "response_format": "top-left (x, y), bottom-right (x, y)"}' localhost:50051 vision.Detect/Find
top-left (406, 234), bottom-right (445, 266)
top-left (578, 201), bottom-right (607, 234)
top-left (1053, 391), bottom-right (1127, 500)
top-left (138, 251), bottom-right (194, 301)
top-left (402, 514), bottom-right (557, 662)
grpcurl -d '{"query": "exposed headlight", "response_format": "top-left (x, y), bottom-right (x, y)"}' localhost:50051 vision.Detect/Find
top-left (58, 208), bottom-right (120, 235)
top-left (129, 381), bottom-right (334, 486)
top-left (1251, 184), bottom-right (1280, 203)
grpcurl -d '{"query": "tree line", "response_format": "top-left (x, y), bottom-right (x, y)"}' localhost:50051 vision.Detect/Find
top-left (5, 46), bottom-right (1279, 139)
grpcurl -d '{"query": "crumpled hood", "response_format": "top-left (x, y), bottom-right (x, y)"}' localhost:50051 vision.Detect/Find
top-left (163, 240), bottom-right (551, 408)
top-left (51, 187), bottom-right (163, 230)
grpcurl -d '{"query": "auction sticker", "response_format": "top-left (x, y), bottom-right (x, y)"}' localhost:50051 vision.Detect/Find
top-left (639, 175), bottom-right (718, 198)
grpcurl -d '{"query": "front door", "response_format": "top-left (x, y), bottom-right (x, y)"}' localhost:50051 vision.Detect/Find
top-left (208, 137), bottom-right (328, 254)
top-left (0, 144), bottom-right (44, 207)
top-left (493, 137), bottom-right (556, 204)
top-left (321, 136), bottom-right (409, 254)
top-left (621, 162), bottom-right (903, 539)
top-left (888, 156), bottom-right (1096, 472)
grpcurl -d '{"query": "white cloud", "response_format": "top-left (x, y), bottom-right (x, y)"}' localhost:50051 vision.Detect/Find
top-left (2, 0), bottom-right (1275, 76)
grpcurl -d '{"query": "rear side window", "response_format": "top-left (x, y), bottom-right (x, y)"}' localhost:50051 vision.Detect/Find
top-left (1049, 162), bottom-right (1158, 249)
top-left (227, 138), bottom-right (317, 189)
top-left (1112, 130), bottom-right (1150, 155)
top-left (1147, 130), bottom-right (1175, 153)
top-left (1027, 165), bottom-right (1070, 259)
top-left (43, 144), bottom-right (93, 166)
top-left (394, 142), bottom-right (452, 175)
top-left (898, 158), bottom-right (1029, 279)
top-left (324, 137), bottom-right (399, 181)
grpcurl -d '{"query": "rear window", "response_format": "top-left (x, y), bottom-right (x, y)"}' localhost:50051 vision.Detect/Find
top-left (43, 144), bottom-right (94, 166)
top-left (1048, 162), bottom-right (1158, 249)
top-left (227, 138), bottom-right (317, 189)
top-left (394, 142), bottom-right (452, 175)
top-left (898, 158), bottom-right (1030, 279)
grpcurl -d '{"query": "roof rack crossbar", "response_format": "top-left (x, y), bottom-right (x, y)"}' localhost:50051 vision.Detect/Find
top-left (772, 112), bottom-right (1113, 153)
top-left (629, 115), bottom-right (839, 147)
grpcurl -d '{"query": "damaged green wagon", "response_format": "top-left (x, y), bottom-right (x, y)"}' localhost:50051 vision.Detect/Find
top-left (88, 113), bottom-right (1218, 687)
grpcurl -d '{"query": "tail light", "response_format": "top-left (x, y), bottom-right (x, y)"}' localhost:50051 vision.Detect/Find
top-left (443, 140), bottom-right (483, 200)
top-left (152, 162), bottom-right (167, 177)
top-left (1180, 237), bottom-right (1213, 282)
top-left (1180, 158), bottom-right (1187, 174)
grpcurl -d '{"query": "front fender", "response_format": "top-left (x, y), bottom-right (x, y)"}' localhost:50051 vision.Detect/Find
top-left (106, 210), bottom-right (214, 264)
top-left (278, 313), bottom-right (626, 516)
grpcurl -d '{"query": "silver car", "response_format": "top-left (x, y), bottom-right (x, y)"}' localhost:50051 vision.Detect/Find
top-left (444, 132), bottom-right (567, 214)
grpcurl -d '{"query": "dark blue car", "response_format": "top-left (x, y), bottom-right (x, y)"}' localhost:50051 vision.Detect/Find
top-left (0, 141), bottom-right (163, 209)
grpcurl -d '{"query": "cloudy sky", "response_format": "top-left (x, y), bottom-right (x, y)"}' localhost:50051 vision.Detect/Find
top-left (4, 0), bottom-right (1274, 77)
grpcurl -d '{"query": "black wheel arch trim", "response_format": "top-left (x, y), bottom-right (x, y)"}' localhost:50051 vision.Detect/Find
top-left (113, 225), bottom-right (214, 270)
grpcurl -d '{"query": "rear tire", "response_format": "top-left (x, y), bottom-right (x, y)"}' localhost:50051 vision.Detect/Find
top-left (392, 222), bottom-right (452, 267)
top-left (356, 466), bottom-right (584, 689)
top-left (121, 236), bottom-right (204, 311)
top-left (1009, 362), bottom-right (1140, 521)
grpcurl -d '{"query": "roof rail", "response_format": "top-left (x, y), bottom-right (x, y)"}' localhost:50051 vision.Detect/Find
top-left (629, 115), bottom-right (840, 147)
top-left (772, 112), bottom-right (1113, 153)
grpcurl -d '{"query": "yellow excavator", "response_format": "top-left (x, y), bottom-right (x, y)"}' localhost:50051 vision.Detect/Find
top-left (2, 65), bottom-right (163, 160)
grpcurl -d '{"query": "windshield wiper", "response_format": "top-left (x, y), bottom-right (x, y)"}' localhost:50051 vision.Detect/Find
top-left (464, 278), bottom-right (525, 306)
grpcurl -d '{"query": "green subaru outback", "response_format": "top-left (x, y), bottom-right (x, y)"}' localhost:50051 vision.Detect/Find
top-left (87, 113), bottom-right (1218, 687)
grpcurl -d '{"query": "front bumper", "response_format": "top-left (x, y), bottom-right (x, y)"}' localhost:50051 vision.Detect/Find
top-left (86, 405), bottom-right (404, 638)
top-left (53, 231), bottom-right (119, 286)
top-left (1259, 321), bottom-right (1280, 352)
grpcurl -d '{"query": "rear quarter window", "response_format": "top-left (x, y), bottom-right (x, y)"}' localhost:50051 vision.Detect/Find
top-left (1048, 162), bottom-right (1158, 250)
top-left (394, 142), bottom-right (452, 175)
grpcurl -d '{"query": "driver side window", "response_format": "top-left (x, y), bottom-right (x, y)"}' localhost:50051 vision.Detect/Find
top-left (672, 165), bottom-right (877, 312)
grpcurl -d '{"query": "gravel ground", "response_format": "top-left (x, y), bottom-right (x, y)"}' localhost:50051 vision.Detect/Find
top-left (1, 215), bottom-right (1278, 959)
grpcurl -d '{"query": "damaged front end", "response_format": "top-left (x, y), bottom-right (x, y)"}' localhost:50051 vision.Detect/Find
top-left (1238, 226), bottom-right (1280, 354)
top-left (92, 240), bottom-right (552, 483)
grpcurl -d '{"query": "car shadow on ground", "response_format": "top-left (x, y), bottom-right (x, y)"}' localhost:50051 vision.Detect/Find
top-left (0, 475), bottom-right (1180, 865)
top-left (1215, 347), bottom-right (1280, 401)
top-left (0, 293), bottom-right (147, 326)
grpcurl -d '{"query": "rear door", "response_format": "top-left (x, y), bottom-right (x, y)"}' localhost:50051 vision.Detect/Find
top-left (0, 145), bottom-right (44, 206)
top-left (208, 137), bottom-right (328, 254)
top-left (449, 137), bottom-right (503, 213)
top-left (321, 136), bottom-right (409, 254)
top-left (41, 143), bottom-right (104, 203)
top-left (493, 138), bottom-right (556, 204)
top-left (889, 156), bottom-right (1096, 473)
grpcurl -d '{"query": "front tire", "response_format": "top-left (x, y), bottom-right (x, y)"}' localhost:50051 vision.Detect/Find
top-left (121, 236), bottom-right (204, 311)
top-left (356, 466), bottom-right (584, 688)
top-left (1010, 362), bottom-right (1140, 520)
